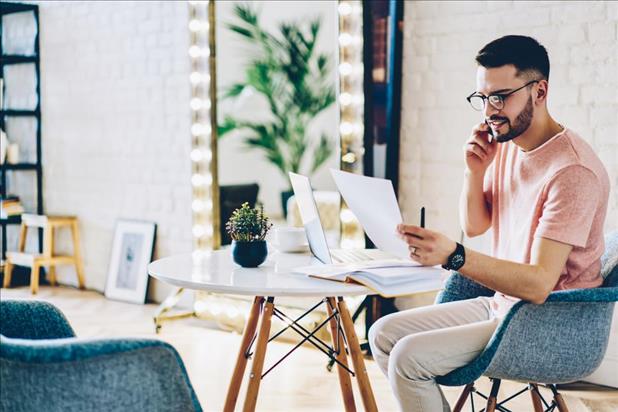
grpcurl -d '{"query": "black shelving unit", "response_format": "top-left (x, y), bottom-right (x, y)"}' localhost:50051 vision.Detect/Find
top-left (1, 2), bottom-right (43, 266)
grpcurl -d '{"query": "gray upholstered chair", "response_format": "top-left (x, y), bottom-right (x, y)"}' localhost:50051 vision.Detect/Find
top-left (435, 232), bottom-right (618, 412)
top-left (0, 300), bottom-right (202, 412)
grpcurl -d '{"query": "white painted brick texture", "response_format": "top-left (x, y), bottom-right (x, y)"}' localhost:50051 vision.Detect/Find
top-left (399, 1), bottom-right (618, 247)
top-left (8, 1), bottom-right (193, 301)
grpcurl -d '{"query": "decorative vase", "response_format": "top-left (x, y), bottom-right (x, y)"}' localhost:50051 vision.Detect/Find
top-left (281, 190), bottom-right (294, 220)
top-left (231, 240), bottom-right (268, 268)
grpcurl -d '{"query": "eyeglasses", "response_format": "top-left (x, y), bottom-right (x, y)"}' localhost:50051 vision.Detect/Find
top-left (466, 80), bottom-right (540, 111)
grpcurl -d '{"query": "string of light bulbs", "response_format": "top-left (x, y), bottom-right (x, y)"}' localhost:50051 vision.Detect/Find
top-left (338, 0), bottom-right (365, 249)
top-left (188, 0), bottom-right (218, 254)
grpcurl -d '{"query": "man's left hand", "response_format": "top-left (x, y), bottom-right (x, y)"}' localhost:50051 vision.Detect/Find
top-left (397, 224), bottom-right (457, 266)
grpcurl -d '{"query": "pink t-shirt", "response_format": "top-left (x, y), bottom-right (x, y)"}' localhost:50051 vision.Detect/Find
top-left (483, 127), bottom-right (610, 316)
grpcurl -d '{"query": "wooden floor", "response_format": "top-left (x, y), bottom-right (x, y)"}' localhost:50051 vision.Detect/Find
top-left (2, 286), bottom-right (617, 412)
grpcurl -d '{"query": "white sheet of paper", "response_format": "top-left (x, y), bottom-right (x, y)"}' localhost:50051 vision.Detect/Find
top-left (294, 259), bottom-right (421, 277)
top-left (330, 169), bottom-right (411, 259)
top-left (294, 262), bottom-right (438, 279)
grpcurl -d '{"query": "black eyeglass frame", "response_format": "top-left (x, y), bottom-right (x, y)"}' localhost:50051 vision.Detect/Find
top-left (466, 80), bottom-right (540, 111)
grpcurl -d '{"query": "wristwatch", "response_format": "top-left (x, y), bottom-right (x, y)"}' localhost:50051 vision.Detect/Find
top-left (442, 242), bottom-right (466, 271)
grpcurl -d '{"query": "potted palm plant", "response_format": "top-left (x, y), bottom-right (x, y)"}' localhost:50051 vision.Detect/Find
top-left (218, 4), bottom-right (336, 217)
top-left (226, 202), bottom-right (273, 268)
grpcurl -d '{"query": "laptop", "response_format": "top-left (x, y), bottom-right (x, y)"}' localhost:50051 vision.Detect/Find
top-left (289, 172), bottom-right (394, 264)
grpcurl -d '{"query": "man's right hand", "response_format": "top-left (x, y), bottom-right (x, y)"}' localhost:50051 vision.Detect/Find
top-left (464, 122), bottom-right (498, 175)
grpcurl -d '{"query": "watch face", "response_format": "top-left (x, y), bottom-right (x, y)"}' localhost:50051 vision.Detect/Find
top-left (452, 255), bottom-right (464, 267)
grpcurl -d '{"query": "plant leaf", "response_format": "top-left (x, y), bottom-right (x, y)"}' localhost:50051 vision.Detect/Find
top-left (217, 116), bottom-right (238, 138)
top-left (220, 5), bottom-right (336, 181)
top-left (311, 133), bottom-right (334, 173)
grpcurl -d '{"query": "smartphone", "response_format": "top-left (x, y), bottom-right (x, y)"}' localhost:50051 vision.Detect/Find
top-left (484, 120), bottom-right (494, 143)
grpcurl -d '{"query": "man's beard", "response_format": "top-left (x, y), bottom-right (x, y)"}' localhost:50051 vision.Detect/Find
top-left (493, 96), bottom-right (534, 143)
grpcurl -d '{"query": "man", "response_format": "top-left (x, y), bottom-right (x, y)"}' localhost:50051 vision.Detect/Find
top-left (368, 35), bottom-right (610, 411)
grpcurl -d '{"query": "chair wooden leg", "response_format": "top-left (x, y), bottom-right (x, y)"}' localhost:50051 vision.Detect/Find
top-left (70, 221), bottom-right (85, 289)
top-left (48, 266), bottom-right (57, 286)
top-left (453, 383), bottom-right (474, 412)
top-left (326, 297), bottom-right (356, 412)
top-left (337, 297), bottom-right (378, 412)
top-left (530, 383), bottom-right (544, 412)
top-left (43, 226), bottom-right (57, 286)
top-left (550, 384), bottom-right (570, 412)
top-left (4, 222), bottom-right (27, 289)
top-left (555, 393), bottom-right (569, 412)
top-left (485, 378), bottom-right (502, 412)
top-left (30, 263), bottom-right (40, 295)
top-left (223, 296), bottom-right (263, 412)
top-left (242, 297), bottom-right (274, 412)
top-left (3, 261), bottom-right (14, 288)
top-left (43, 225), bottom-right (53, 257)
top-left (18, 222), bottom-right (27, 252)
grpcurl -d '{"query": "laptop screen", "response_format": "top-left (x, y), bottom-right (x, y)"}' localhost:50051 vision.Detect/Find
top-left (288, 172), bottom-right (333, 264)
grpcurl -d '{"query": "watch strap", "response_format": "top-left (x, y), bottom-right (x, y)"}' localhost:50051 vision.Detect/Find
top-left (442, 242), bottom-right (466, 271)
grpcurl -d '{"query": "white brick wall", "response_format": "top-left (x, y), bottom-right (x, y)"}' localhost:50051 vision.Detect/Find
top-left (9, 1), bottom-right (194, 301)
top-left (399, 1), bottom-right (618, 246)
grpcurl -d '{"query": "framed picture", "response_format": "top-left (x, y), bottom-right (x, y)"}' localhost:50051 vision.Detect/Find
top-left (105, 219), bottom-right (157, 304)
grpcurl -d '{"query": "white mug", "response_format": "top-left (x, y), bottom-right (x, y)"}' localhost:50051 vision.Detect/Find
top-left (273, 226), bottom-right (307, 252)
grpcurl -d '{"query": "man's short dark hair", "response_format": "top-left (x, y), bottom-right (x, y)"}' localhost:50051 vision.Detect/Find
top-left (475, 35), bottom-right (550, 81)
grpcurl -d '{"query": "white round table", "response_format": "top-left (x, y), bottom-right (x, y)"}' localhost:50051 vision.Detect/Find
top-left (148, 249), bottom-right (377, 412)
top-left (148, 249), bottom-right (372, 297)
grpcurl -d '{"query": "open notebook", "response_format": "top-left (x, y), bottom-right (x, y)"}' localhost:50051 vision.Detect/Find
top-left (294, 260), bottom-right (446, 298)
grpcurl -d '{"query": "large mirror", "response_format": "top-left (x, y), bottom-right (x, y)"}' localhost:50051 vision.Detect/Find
top-left (182, 0), bottom-right (368, 333)
top-left (163, 0), bottom-right (403, 337)
top-left (215, 1), bottom-right (342, 247)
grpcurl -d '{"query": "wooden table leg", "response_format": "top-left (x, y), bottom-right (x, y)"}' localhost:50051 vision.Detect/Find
top-left (337, 297), bottom-right (378, 412)
top-left (243, 297), bottom-right (275, 412)
top-left (224, 296), bottom-right (264, 412)
top-left (326, 297), bottom-right (356, 412)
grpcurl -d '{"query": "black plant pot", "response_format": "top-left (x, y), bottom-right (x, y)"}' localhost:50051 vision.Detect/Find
top-left (231, 240), bottom-right (268, 268)
top-left (281, 190), bottom-right (294, 220)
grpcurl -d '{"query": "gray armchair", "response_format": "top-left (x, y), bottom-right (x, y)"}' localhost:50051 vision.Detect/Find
top-left (0, 300), bottom-right (202, 412)
top-left (436, 232), bottom-right (618, 412)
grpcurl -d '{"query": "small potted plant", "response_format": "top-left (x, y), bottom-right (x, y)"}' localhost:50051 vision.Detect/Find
top-left (226, 202), bottom-right (273, 268)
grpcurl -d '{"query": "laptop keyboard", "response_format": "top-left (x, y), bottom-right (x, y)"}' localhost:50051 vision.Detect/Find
top-left (331, 249), bottom-right (388, 263)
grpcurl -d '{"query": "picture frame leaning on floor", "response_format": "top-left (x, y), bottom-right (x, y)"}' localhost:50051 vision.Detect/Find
top-left (105, 219), bottom-right (157, 304)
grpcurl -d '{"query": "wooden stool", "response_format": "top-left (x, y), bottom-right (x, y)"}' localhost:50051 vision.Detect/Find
top-left (3, 214), bottom-right (85, 294)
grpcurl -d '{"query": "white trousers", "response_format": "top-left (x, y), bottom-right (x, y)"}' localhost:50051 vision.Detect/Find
top-left (368, 297), bottom-right (500, 412)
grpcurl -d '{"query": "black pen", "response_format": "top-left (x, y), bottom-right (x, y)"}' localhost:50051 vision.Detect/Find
top-left (420, 207), bottom-right (425, 229)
